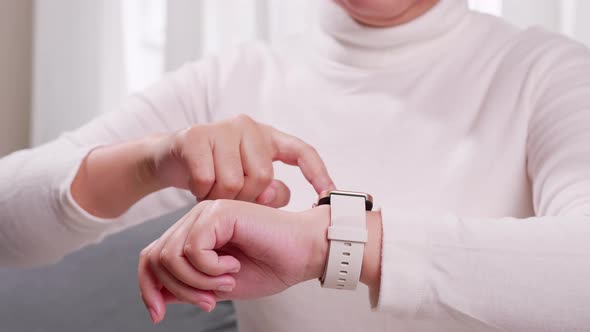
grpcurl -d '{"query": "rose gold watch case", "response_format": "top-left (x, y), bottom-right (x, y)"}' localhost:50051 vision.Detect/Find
top-left (314, 190), bottom-right (373, 211)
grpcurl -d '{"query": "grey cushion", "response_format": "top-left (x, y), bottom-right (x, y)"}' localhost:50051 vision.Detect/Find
top-left (0, 209), bottom-right (237, 332)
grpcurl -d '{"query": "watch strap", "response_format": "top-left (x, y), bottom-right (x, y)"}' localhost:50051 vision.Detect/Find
top-left (321, 193), bottom-right (367, 290)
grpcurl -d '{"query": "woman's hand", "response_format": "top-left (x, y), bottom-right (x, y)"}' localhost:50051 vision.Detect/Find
top-left (138, 200), bottom-right (332, 323)
top-left (143, 114), bottom-right (334, 206)
top-left (72, 114), bottom-right (335, 218)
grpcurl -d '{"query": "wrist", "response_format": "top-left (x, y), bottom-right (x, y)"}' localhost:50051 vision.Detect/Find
top-left (301, 205), bottom-right (331, 281)
top-left (360, 210), bottom-right (382, 290)
top-left (71, 138), bottom-right (163, 219)
top-left (301, 205), bottom-right (383, 290)
top-left (135, 135), bottom-right (170, 192)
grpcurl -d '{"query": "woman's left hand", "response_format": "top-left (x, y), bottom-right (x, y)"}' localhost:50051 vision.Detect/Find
top-left (138, 200), bottom-right (330, 323)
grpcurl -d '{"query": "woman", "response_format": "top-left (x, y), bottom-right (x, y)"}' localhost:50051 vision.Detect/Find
top-left (2, 0), bottom-right (590, 330)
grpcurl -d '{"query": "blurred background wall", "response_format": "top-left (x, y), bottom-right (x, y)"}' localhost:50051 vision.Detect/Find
top-left (2, 0), bottom-right (590, 155)
top-left (1, 1), bottom-right (590, 331)
top-left (0, 0), bottom-right (33, 155)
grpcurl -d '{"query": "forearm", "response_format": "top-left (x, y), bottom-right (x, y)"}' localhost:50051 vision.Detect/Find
top-left (0, 62), bottom-right (209, 266)
top-left (0, 139), bottom-right (115, 266)
top-left (70, 137), bottom-right (164, 219)
top-left (376, 211), bottom-right (590, 330)
top-left (318, 205), bottom-right (590, 331)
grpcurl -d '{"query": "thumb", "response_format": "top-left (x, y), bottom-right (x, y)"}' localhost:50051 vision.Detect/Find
top-left (255, 179), bottom-right (291, 208)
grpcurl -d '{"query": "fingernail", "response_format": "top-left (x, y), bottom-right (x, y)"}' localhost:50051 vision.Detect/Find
top-left (148, 307), bottom-right (158, 324)
top-left (229, 266), bottom-right (240, 273)
top-left (199, 301), bottom-right (213, 313)
top-left (217, 284), bottom-right (234, 292)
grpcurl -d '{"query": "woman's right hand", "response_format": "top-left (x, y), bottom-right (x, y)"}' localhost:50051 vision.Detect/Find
top-left (143, 114), bottom-right (335, 207)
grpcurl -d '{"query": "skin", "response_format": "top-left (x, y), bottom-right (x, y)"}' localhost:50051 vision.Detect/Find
top-left (335, 0), bottom-right (440, 27)
top-left (137, 0), bottom-right (437, 324)
top-left (71, 114), bottom-right (335, 218)
top-left (138, 200), bottom-right (383, 323)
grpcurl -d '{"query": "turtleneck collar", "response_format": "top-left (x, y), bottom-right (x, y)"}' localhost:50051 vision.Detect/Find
top-left (311, 0), bottom-right (471, 68)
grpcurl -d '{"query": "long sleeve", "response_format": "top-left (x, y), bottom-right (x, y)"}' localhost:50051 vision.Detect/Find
top-left (375, 39), bottom-right (590, 330)
top-left (0, 62), bottom-right (210, 267)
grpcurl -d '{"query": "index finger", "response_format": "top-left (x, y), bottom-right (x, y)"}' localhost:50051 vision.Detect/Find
top-left (269, 127), bottom-right (336, 194)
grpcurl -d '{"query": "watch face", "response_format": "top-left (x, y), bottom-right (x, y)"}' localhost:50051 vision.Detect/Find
top-left (317, 190), bottom-right (374, 211)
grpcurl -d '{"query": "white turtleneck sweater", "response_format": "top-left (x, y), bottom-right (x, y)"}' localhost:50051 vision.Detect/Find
top-left (2, 0), bottom-right (590, 331)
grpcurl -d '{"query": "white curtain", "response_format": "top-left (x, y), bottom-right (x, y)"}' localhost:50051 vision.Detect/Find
top-left (30, 0), bottom-right (590, 146)
top-left (164, 0), bottom-right (317, 70)
top-left (31, 0), bottom-right (126, 145)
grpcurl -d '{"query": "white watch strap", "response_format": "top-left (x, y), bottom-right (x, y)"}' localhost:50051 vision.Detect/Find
top-left (321, 193), bottom-right (367, 290)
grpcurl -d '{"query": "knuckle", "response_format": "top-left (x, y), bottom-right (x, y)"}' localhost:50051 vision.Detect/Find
top-left (159, 249), bottom-right (171, 266)
top-left (216, 120), bottom-right (233, 133)
top-left (235, 113), bottom-right (253, 124)
top-left (232, 114), bottom-right (258, 131)
top-left (220, 176), bottom-right (244, 193)
top-left (252, 167), bottom-right (273, 185)
top-left (195, 172), bottom-right (215, 187)
top-left (303, 142), bottom-right (318, 155)
top-left (185, 125), bottom-right (205, 138)
top-left (178, 126), bottom-right (208, 147)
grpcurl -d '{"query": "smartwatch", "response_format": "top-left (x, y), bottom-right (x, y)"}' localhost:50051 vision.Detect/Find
top-left (315, 190), bottom-right (373, 290)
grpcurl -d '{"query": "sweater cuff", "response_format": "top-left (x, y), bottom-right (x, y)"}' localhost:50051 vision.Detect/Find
top-left (372, 208), bottom-right (430, 318)
top-left (57, 146), bottom-right (119, 234)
